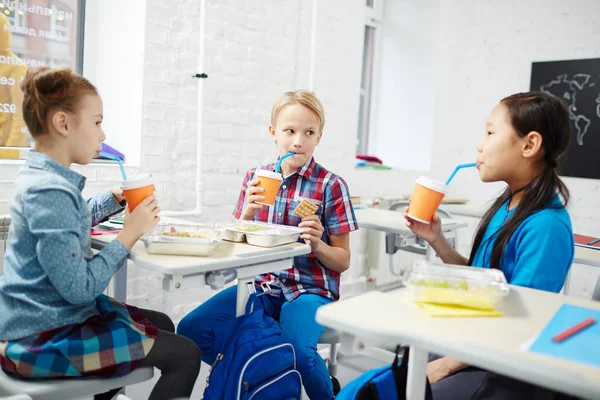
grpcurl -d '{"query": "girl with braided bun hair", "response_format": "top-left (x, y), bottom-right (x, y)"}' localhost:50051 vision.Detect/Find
top-left (405, 91), bottom-right (575, 399)
top-left (0, 67), bottom-right (201, 400)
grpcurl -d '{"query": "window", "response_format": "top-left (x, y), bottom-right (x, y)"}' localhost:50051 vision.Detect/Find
top-left (0, 0), bottom-right (85, 159)
top-left (5, 4), bottom-right (27, 29)
top-left (356, 0), bottom-right (383, 156)
top-left (366, 0), bottom-right (435, 171)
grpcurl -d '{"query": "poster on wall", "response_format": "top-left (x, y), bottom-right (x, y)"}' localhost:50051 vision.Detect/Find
top-left (0, 0), bottom-right (84, 153)
top-left (530, 58), bottom-right (600, 180)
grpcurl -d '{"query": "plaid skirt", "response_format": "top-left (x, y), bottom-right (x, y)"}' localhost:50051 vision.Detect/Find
top-left (0, 295), bottom-right (157, 379)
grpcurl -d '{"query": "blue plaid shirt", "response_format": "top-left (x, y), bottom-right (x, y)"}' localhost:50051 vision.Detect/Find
top-left (0, 152), bottom-right (129, 340)
top-left (234, 157), bottom-right (358, 301)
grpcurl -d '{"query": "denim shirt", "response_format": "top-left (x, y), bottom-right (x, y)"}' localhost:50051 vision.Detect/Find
top-left (0, 152), bottom-right (129, 340)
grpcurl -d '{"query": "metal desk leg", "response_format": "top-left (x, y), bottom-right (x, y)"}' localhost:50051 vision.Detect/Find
top-left (163, 286), bottom-right (178, 315)
top-left (425, 245), bottom-right (435, 262)
top-left (236, 276), bottom-right (254, 317)
top-left (406, 345), bottom-right (428, 400)
top-left (161, 274), bottom-right (184, 314)
top-left (563, 268), bottom-right (572, 295)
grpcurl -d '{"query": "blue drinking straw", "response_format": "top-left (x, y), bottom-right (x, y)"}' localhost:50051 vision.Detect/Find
top-left (445, 162), bottom-right (477, 185)
top-left (274, 152), bottom-right (295, 173)
top-left (99, 151), bottom-right (127, 180)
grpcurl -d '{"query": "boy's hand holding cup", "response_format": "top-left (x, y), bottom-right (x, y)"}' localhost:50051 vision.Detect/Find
top-left (241, 178), bottom-right (266, 220)
top-left (241, 170), bottom-right (284, 220)
top-left (255, 169), bottom-right (283, 206)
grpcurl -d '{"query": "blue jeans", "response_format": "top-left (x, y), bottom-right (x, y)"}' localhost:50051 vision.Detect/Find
top-left (177, 285), bottom-right (334, 400)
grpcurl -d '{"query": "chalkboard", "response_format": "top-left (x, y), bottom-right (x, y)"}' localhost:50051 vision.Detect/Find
top-left (530, 58), bottom-right (600, 180)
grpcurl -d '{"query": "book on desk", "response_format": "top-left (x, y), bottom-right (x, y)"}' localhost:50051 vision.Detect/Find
top-left (527, 304), bottom-right (600, 368)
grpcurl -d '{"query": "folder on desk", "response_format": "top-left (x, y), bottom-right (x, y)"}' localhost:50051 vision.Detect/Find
top-left (528, 304), bottom-right (600, 368)
top-left (91, 226), bottom-right (121, 236)
top-left (574, 234), bottom-right (600, 250)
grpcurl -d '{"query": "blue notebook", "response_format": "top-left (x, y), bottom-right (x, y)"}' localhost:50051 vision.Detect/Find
top-left (529, 304), bottom-right (600, 368)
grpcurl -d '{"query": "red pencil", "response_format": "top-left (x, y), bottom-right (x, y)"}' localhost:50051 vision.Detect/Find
top-left (552, 318), bottom-right (596, 342)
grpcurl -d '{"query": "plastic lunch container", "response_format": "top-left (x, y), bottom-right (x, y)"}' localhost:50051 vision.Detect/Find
top-left (401, 260), bottom-right (510, 310)
top-left (220, 221), bottom-right (304, 248)
top-left (141, 222), bottom-right (224, 256)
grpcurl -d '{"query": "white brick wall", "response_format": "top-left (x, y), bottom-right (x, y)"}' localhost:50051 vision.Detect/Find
top-left (346, 0), bottom-right (600, 238)
top-left (1, 0), bottom-right (599, 320)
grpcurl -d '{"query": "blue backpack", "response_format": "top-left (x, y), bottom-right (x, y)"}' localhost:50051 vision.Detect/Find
top-left (336, 346), bottom-right (433, 400)
top-left (202, 293), bottom-right (302, 400)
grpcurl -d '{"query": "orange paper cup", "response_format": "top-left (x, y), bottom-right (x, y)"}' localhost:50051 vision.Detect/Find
top-left (121, 174), bottom-right (155, 212)
top-left (407, 176), bottom-right (448, 224)
top-left (255, 169), bottom-right (283, 206)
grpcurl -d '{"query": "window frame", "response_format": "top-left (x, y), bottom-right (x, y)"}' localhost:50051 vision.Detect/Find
top-left (356, 0), bottom-right (384, 156)
top-left (0, 0), bottom-right (86, 159)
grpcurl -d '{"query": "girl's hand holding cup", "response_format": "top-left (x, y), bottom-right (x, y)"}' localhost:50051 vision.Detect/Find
top-left (118, 196), bottom-right (160, 249)
top-left (404, 204), bottom-right (443, 245)
top-left (111, 185), bottom-right (125, 204)
top-left (404, 175), bottom-right (447, 245)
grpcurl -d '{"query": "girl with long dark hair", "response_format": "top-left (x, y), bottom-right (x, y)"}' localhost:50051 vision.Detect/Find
top-left (406, 91), bottom-right (574, 399)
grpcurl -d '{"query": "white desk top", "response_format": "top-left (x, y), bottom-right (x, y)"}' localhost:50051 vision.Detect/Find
top-left (93, 235), bottom-right (310, 276)
top-left (574, 246), bottom-right (600, 268)
top-left (92, 217), bottom-right (311, 276)
top-left (354, 208), bottom-right (467, 234)
top-left (316, 286), bottom-right (600, 399)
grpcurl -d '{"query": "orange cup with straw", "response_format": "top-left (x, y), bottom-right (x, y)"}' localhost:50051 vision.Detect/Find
top-left (255, 169), bottom-right (283, 206)
top-left (406, 176), bottom-right (448, 224)
top-left (121, 174), bottom-right (155, 212)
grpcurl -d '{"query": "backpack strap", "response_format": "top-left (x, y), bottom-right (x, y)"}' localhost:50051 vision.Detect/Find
top-left (244, 292), bottom-right (266, 315)
top-left (392, 346), bottom-right (433, 400)
top-left (392, 346), bottom-right (407, 400)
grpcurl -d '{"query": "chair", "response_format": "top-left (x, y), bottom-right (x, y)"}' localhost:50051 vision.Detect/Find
top-left (0, 216), bottom-right (153, 399)
top-left (319, 327), bottom-right (341, 393)
top-left (0, 367), bottom-right (153, 400)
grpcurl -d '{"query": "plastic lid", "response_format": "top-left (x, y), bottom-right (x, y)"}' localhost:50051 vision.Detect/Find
top-left (121, 174), bottom-right (153, 190)
top-left (256, 169), bottom-right (283, 180)
top-left (415, 176), bottom-right (448, 194)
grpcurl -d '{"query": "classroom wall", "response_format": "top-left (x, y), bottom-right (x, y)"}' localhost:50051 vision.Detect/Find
top-left (0, 0), bottom-right (365, 318)
top-left (347, 0), bottom-right (600, 238)
top-left (0, 0), bottom-right (599, 319)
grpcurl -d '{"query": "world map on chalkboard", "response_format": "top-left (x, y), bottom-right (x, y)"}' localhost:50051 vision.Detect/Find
top-left (530, 58), bottom-right (600, 180)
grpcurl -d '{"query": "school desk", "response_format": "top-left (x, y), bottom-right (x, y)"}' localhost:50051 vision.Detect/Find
top-left (354, 208), bottom-right (468, 262)
top-left (574, 246), bottom-right (600, 268)
top-left (316, 285), bottom-right (600, 400)
top-left (91, 217), bottom-right (311, 316)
